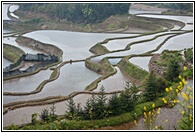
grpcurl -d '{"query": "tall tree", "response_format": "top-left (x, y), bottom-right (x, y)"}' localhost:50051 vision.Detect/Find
top-left (164, 56), bottom-right (181, 82)
top-left (108, 94), bottom-right (123, 116)
top-left (66, 98), bottom-right (76, 119)
top-left (144, 72), bottom-right (159, 101)
top-left (94, 86), bottom-right (107, 119)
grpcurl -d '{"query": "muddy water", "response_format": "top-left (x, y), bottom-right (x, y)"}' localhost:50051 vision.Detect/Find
top-left (129, 56), bottom-right (151, 72)
top-left (3, 69), bottom-right (52, 93)
top-left (3, 62), bottom-right (101, 104)
top-left (23, 30), bottom-right (131, 61)
top-left (93, 67), bottom-right (130, 92)
top-left (154, 32), bottom-right (193, 54)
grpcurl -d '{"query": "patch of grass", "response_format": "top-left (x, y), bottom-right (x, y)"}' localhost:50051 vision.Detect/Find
top-left (118, 58), bottom-right (149, 82)
top-left (3, 43), bottom-right (25, 63)
top-left (89, 43), bottom-right (110, 55)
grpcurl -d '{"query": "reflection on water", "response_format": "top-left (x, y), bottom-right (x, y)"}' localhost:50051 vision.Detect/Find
top-left (3, 37), bottom-right (42, 54)
top-left (108, 58), bottom-right (122, 65)
top-left (154, 32), bottom-right (193, 54)
top-left (4, 93), bottom-right (111, 127)
top-left (181, 24), bottom-right (193, 30)
top-left (129, 56), bottom-right (151, 72)
top-left (3, 69), bottom-right (52, 93)
top-left (23, 30), bottom-right (131, 61)
top-left (94, 67), bottom-right (129, 92)
top-left (137, 14), bottom-right (193, 24)
top-left (93, 34), bottom-right (174, 62)
top-left (3, 4), bottom-right (11, 20)
top-left (3, 93), bottom-right (104, 127)
top-left (3, 58), bottom-right (12, 68)
top-left (3, 12), bottom-right (193, 128)
top-left (9, 5), bottom-right (19, 19)
top-left (129, 9), bottom-right (163, 15)
top-left (3, 62), bottom-right (101, 104)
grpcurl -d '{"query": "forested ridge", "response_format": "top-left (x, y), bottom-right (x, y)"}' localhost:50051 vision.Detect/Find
top-left (18, 3), bottom-right (130, 24)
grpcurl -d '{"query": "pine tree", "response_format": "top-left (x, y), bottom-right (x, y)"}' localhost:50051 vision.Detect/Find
top-left (164, 57), bottom-right (181, 82)
top-left (83, 98), bottom-right (91, 120)
top-left (49, 104), bottom-right (57, 122)
top-left (144, 72), bottom-right (158, 101)
top-left (108, 94), bottom-right (123, 116)
top-left (94, 86), bottom-right (107, 119)
top-left (90, 94), bottom-right (96, 119)
top-left (66, 98), bottom-right (76, 119)
top-left (119, 82), bottom-right (135, 112)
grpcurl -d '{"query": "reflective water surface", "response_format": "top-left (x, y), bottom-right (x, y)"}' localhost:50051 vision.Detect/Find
top-left (129, 56), bottom-right (151, 72)
top-left (23, 30), bottom-right (131, 61)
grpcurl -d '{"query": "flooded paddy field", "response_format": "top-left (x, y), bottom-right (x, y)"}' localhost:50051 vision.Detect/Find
top-left (3, 3), bottom-right (193, 129)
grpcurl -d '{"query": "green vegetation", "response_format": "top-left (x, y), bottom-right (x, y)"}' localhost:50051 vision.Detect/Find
top-left (144, 72), bottom-right (166, 101)
top-left (64, 85), bottom-right (140, 121)
top-left (89, 43), bottom-right (110, 55)
top-left (3, 43), bottom-right (25, 63)
top-left (18, 3), bottom-right (130, 24)
top-left (3, 3), bottom-right (193, 130)
top-left (184, 48), bottom-right (193, 63)
top-left (118, 58), bottom-right (149, 83)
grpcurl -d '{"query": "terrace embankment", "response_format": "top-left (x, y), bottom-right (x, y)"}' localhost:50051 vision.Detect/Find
top-left (117, 57), bottom-right (149, 86)
top-left (3, 43), bottom-right (25, 63)
top-left (15, 36), bottom-right (63, 58)
top-left (3, 36), bottom-right (63, 80)
top-left (3, 53), bottom-right (58, 79)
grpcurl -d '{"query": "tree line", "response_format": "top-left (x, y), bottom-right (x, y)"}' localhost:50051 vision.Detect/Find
top-left (18, 3), bottom-right (130, 24)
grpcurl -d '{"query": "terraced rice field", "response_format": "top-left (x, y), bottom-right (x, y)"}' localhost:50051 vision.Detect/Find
top-left (3, 4), bottom-right (193, 129)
